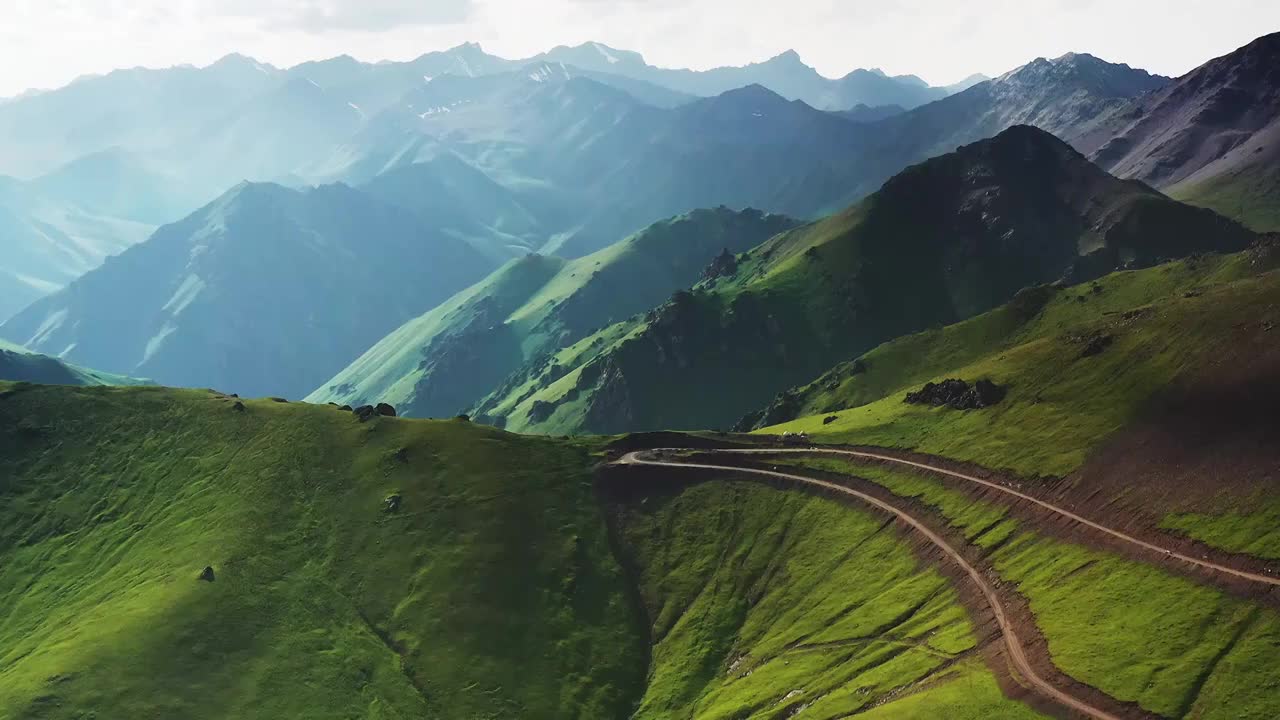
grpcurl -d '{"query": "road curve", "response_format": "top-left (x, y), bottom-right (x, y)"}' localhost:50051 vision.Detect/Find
top-left (710, 448), bottom-right (1280, 588)
top-left (617, 450), bottom-right (1121, 720)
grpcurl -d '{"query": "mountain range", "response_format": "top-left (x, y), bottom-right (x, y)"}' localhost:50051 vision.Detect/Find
top-left (1, 182), bottom-right (493, 399)
top-left (1, 33), bottom-right (1278, 413)
top-left (465, 126), bottom-right (1255, 434)
top-left (307, 207), bottom-right (799, 417)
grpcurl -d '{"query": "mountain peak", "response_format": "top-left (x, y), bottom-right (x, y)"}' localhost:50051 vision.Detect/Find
top-left (714, 83), bottom-right (789, 104)
top-left (766, 49), bottom-right (806, 66)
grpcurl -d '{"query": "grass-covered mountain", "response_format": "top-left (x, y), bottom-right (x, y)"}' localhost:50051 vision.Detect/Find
top-left (1083, 32), bottom-right (1280, 232)
top-left (0, 383), bottom-right (646, 719)
top-left (475, 125), bottom-right (1254, 435)
top-left (308, 208), bottom-right (799, 418)
top-left (754, 246), bottom-right (1279, 472)
top-left (0, 182), bottom-right (493, 400)
top-left (0, 338), bottom-right (148, 386)
top-left (0, 176), bottom-right (154, 322)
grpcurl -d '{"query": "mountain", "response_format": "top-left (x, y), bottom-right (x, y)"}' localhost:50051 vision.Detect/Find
top-left (546, 83), bottom-right (875, 256)
top-left (0, 176), bottom-right (154, 322)
top-left (944, 72), bottom-right (991, 93)
top-left (1082, 32), bottom-right (1280, 231)
top-left (29, 147), bottom-right (198, 224)
top-left (307, 207), bottom-right (799, 418)
top-left (856, 52), bottom-right (1171, 196)
top-left (0, 56), bottom-right (282, 178)
top-left (474, 126), bottom-right (1255, 434)
top-left (840, 103), bottom-right (906, 123)
top-left (355, 75), bottom-right (872, 258)
top-left (0, 182), bottom-right (494, 399)
top-left (0, 337), bottom-right (148, 386)
top-left (359, 152), bottom-right (551, 262)
top-left (534, 44), bottom-right (951, 110)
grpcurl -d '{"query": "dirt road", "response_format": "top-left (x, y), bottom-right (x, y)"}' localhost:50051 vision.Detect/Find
top-left (617, 450), bottom-right (1124, 720)
top-left (712, 447), bottom-right (1280, 588)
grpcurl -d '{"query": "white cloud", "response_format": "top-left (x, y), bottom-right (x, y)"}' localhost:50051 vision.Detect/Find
top-left (1, 0), bottom-right (1277, 96)
top-left (211, 0), bottom-right (476, 33)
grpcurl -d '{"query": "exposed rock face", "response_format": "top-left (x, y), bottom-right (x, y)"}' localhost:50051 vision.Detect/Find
top-left (702, 248), bottom-right (739, 281)
top-left (375, 403), bottom-right (397, 417)
top-left (904, 379), bottom-right (1006, 410)
top-left (199, 566), bottom-right (216, 582)
top-left (353, 405), bottom-right (378, 422)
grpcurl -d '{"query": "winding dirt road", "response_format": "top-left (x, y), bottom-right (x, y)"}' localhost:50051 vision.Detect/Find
top-left (618, 450), bottom-right (1129, 720)
top-left (714, 447), bottom-right (1280, 588)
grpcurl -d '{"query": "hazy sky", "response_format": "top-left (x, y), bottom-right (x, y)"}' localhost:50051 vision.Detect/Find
top-left (2, 0), bottom-right (1278, 96)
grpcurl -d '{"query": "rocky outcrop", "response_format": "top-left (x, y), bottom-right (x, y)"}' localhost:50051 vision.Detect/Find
top-left (904, 379), bottom-right (1006, 410)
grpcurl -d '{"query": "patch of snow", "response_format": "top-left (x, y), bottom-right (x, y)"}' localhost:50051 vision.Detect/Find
top-left (455, 56), bottom-right (474, 77)
top-left (142, 322), bottom-right (177, 364)
top-left (306, 78), bottom-right (321, 89)
top-left (348, 102), bottom-right (365, 117)
top-left (60, 342), bottom-right (76, 357)
top-left (27, 308), bottom-right (68, 348)
top-left (593, 42), bottom-right (620, 65)
top-left (752, 112), bottom-right (764, 117)
top-left (161, 274), bottom-right (206, 317)
top-left (423, 74), bottom-right (434, 83)
top-left (418, 106), bottom-right (453, 118)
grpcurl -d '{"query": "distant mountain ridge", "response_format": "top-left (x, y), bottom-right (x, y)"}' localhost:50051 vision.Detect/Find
top-left (0, 182), bottom-right (494, 399)
top-left (307, 207), bottom-right (799, 418)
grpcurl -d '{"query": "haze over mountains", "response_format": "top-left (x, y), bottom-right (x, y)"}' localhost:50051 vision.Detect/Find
top-left (2, 32), bottom-right (1279, 412)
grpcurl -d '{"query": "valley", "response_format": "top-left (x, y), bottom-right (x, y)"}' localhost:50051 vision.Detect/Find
top-left (2, 19), bottom-right (1280, 720)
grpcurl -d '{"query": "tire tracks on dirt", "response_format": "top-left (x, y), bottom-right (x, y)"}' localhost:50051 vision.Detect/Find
top-left (723, 447), bottom-right (1280, 588)
top-left (617, 450), bottom-right (1124, 720)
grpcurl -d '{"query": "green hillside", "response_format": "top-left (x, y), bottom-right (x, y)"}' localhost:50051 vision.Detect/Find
top-left (762, 248), bottom-right (1277, 476)
top-left (1173, 161), bottom-right (1280, 233)
top-left (0, 384), bottom-right (645, 719)
top-left (608, 478), bottom-right (1045, 719)
top-left (476, 125), bottom-right (1255, 436)
top-left (0, 338), bottom-right (148, 387)
top-left (309, 208), bottom-right (797, 420)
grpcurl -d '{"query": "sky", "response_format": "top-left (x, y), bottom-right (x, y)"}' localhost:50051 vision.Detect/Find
top-left (2, 0), bottom-right (1278, 96)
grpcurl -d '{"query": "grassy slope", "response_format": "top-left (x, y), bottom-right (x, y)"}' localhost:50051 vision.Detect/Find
top-left (0, 338), bottom-right (148, 387)
top-left (766, 253), bottom-right (1272, 476)
top-left (1173, 162), bottom-right (1280, 233)
top-left (0, 384), bottom-right (645, 720)
top-left (613, 478), bottom-right (1045, 720)
top-left (310, 208), bottom-right (796, 419)
top-left (778, 457), bottom-right (1280, 719)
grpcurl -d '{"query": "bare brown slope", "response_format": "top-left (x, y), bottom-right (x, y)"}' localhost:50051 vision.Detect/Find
top-left (1086, 32), bottom-right (1280, 189)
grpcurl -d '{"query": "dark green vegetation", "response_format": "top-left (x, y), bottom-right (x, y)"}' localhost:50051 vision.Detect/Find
top-left (763, 249), bottom-right (1277, 476)
top-left (0, 338), bottom-right (147, 387)
top-left (772, 456), bottom-right (1280, 719)
top-left (482, 126), bottom-right (1253, 436)
top-left (1, 182), bottom-right (494, 400)
top-left (309, 208), bottom-right (798, 419)
top-left (0, 383), bottom-right (645, 719)
top-left (607, 478), bottom-right (1045, 719)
